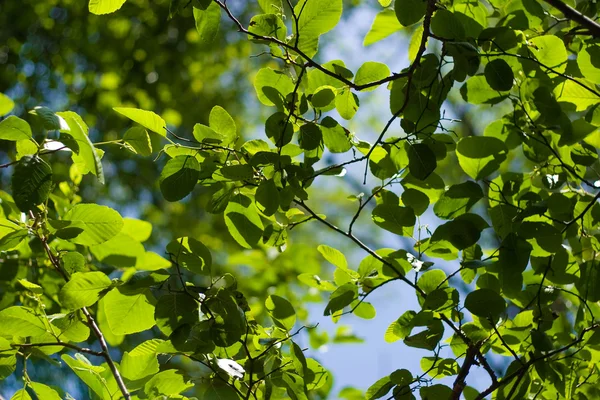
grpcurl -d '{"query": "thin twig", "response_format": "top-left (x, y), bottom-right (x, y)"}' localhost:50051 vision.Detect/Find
top-left (12, 342), bottom-right (104, 357)
top-left (39, 233), bottom-right (131, 400)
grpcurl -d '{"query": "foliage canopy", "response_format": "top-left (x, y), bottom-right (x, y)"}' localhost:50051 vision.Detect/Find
top-left (1, 0), bottom-right (600, 399)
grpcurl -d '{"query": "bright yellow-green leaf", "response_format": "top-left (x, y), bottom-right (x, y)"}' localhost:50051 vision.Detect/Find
top-left (0, 306), bottom-right (47, 337)
top-left (529, 35), bottom-right (567, 74)
top-left (193, 2), bottom-right (221, 44)
top-left (354, 61), bottom-right (390, 91)
top-left (103, 287), bottom-right (157, 335)
top-left (363, 10), bottom-right (402, 47)
top-left (0, 116), bottom-right (32, 141)
top-left (58, 271), bottom-right (112, 310)
top-left (0, 93), bottom-right (14, 116)
top-left (335, 87), bottom-right (359, 120)
top-left (89, 0), bottom-right (127, 15)
top-left (554, 79), bottom-right (600, 112)
top-left (57, 111), bottom-right (105, 184)
top-left (114, 107), bottom-right (166, 136)
top-left (60, 204), bottom-right (124, 246)
top-left (294, 0), bottom-right (343, 57)
top-left (578, 45), bottom-right (600, 85)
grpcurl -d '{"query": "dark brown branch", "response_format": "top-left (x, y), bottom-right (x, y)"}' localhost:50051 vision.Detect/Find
top-left (542, 0), bottom-right (600, 37)
top-left (451, 345), bottom-right (479, 400)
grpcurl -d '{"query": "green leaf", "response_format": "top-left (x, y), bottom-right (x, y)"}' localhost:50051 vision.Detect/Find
top-left (121, 339), bottom-right (163, 380)
top-left (456, 136), bottom-right (508, 180)
top-left (155, 294), bottom-right (198, 336)
top-left (193, 2), bottom-right (221, 44)
top-left (61, 204), bottom-right (123, 246)
top-left (58, 272), bottom-right (112, 310)
top-left (10, 389), bottom-right (32, 400)
top-left (29, 106), bottom-right (65, 130)
top-left (224, 193), bottom-right (264, 249)
top-left (265, 111), bottom-right (293, 145)
top-left (254, 68), bottom-right (295, 108)
top-left (90, 232), bottom-right (145, 267)
top-left (321, 117), bottom-right (352, 153)
top-left (0, 116), bottom-right (32, 141)
top-left (355, 62), bottom-right (390, 91)
top-left (335, 87), bottom-right (359, 120)
top-left (294, 0), bottom-right (343, 57)
top-left (166, 237), bottom-right (212, 275)
top-left (0, 93), bottom-right (15, 116)
top-left (324, 283), bottom-right (357, 316)
top-left (103, 287), bottom-right (156, 335)
top-left (404, 319), bottom-right (443, 350)
top-left (123, 126), bottom-right (152, 156)
top-left (554, 79), bottom-right (600, 112)
top-left (159, 155), bottom-right (200, 202)
top-left (433, 181), bottom-right (483, 219)
top-left (11, 155), bottom-right (52, 213)
top-left (113, 107), bottom-right (166, 136)
top-left (460, 75), bottom-right (509, 104)
top-left (311, 86), bottom-right (336, 108)
top-left (529, 35), bottom-right (567, 73)
top-left (430, 213), bottom-right (488, 250)
top-left (372, 204), bottom-right (416, 237)
top-left (258, 0), bottom-right (282, 13)
top-left (417, 269), bottom-right (447, 294)
top-left (364, 10), bottom-right (402, 47)
top-left (0, 306), bottom-right (47, 337)
top-left (209, 105), bottom-right (237, 145)
top-left (318, 244), bottom-right (348, 269)
top-left (408, 25), bottom-right (425, 63)
top-left (431, 9), bottom-right (465, 40)
top-left (51, 313), bottom-right (90, 343)
top-left (0, 229), bottom-right (28, 252)
top-left (256, 179), bottom-right (280, 216)
top-left (202, 381), bottom-right (242, 399)
top-left (248, 13), bottom-right (287, 41)
top-left (484, 59), bottom-right (514, 91)
top-left (193, 123), bottom-right (224, 144)
top-left (299, 123), bottom-right (323, 150)
top-left (29, 382), bottom-right (61, 400)
top-left (17, 279), bottom-right (43, 295)
top-left (407, 143), bottom-right (437, 180)
top-left (121, 218), bottom-right (152, 242)
top-left (266, 295), bottom-right (296, 331)
top-left (61, 354), bottom-right (109, 398)
top-left (57, 111), bottom-right (105, 184)
top-left (366, 375), bottom-right (394, 399)
top-left (401, 188), bottom-right (429, 216)
top-left (420, 384), bottom-right (453, 399)
top-left (395, 0), bottom-right (426, 26)
top-left (578, 45), bottom-right (600, 85)
top-left (352, 301), bottom-right (376, 319)
top-left (89, 0), bottom-right (127, 14)
top-left (464, 288), bottom-right (506, 320)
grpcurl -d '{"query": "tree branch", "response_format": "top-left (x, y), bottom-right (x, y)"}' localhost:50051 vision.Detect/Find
top-left (474, 323), bottom-right (600, 400)
top-left (542, 0), bottom-right (600, 37)
top-left (38, 233), bottom-right (131, 400)
top-left (12, 342), bottom-right (104, 357)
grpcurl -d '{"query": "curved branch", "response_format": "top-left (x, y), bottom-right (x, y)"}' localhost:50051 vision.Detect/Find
top-left (542, 0), bottom-right (600, 37)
